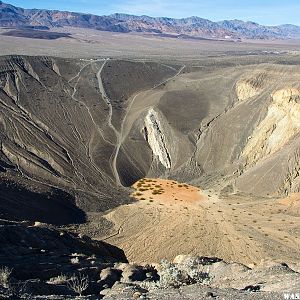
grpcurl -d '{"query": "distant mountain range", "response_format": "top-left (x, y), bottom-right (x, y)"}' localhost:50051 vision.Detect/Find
top-left (1, 1), bottom-right (300, 40)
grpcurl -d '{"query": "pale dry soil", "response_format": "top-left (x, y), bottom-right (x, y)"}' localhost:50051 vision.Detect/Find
top-left (100, 178), bottom-right (300, 266)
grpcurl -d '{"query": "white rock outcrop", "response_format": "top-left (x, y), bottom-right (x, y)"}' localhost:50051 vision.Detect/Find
top-left (236, 80), bottom-right (261, 101)
top-left (235, 71), bottom-right (268, 101)
top-left (243, 88), bottom-right (300, 165)
top-left (144, 108), bottom-right (171, 169)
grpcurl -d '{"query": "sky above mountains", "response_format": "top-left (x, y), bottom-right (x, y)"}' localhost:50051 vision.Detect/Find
top-left (7, 0), bottom-right (300, 26)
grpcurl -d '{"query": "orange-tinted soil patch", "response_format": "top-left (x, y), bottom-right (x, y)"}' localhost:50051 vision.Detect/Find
top-left (131, 178), bottom-right (204, 204)
top-left (278, 193), bottom-right (300, 208)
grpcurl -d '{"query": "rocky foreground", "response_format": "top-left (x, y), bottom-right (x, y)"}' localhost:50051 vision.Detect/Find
top-left (0, 221), bottom-right (299, 299)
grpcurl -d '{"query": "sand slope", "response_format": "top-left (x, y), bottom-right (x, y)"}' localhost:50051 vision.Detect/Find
top-left (101, 178), bottom-right (300, 265)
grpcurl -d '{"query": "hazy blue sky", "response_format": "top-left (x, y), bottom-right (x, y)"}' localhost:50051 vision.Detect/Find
top-left (6, 0), bottom-right (300, 25)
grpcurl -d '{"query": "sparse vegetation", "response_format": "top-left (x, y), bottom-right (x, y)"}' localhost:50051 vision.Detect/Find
top-left (67, 273), bottom-right (89, 296)
top-left (0, 267), bottom-right (12, 289)
top-left (159, 260), bottom-right (187, 288)
top-left (47, 274), bottom-right (69, 285)
top-left (159, 258), bottom-right (210, 288)
top-left (70, 257), bottom-right (80, 264)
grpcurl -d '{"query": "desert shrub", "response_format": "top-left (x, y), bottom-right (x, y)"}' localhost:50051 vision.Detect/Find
top-left (71, 252), bottom-right (86, 257)
top-left (0, 267), bottom-right (12, 288)
top-left (47, 274), bottom-right (69, 285)
top-left (0, 268), bottom-right (32, 299)
top-left (70, 257), bottom-right (80, 264)
top-left (159, 260), bottom-right (187, 288)
top-left (67, 273), bottom-right (89, 296)
top-left (180, 257), bottom-right (210, 284)
top-left (159, 258), bottom-right (210, 288)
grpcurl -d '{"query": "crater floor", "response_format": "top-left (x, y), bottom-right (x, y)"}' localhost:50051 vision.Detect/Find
top-left (100, 179), bottom-right (300, 265)
top-left (131, 178), bottom-right (203, 204)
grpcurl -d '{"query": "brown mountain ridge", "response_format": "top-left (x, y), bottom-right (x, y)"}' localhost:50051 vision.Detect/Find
top-left (1, 1), bottom-right (300, 40)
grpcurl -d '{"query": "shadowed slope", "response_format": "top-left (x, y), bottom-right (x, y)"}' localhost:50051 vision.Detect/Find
top-left (0, 180), bottom-right (85, 225)
top-left (0, 55), bottom-right (179, 221)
